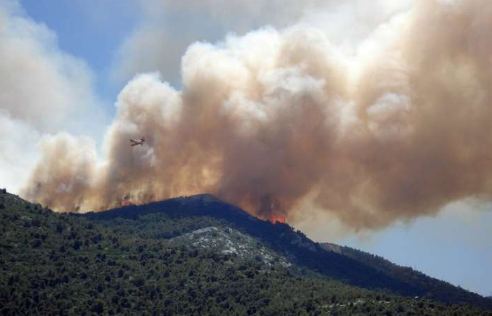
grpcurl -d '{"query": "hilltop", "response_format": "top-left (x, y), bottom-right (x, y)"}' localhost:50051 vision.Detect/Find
top-left (1, 190), bottom-right (491, 315)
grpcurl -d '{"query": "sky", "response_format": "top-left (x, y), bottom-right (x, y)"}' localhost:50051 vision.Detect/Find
top-left (1, 0), bottom-right (491, 297)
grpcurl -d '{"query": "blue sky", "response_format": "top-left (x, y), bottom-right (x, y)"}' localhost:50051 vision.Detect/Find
top-left (341, 204), bottom-right (492, 297)
top-left (20, 0), bottom-right (139, 105)
top-left (8, 0), bottom-right (492, 297)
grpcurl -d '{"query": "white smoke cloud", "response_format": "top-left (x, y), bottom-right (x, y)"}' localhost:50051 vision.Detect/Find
top-left (111, 0), bottom-right (412, 87)
top-left (4, 0), bottom-right (492, 233)
top-left (0, 1), bottom-right (107, 192)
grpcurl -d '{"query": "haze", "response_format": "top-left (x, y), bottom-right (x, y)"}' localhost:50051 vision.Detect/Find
top-left (0, 0), bottom-right (491, 296)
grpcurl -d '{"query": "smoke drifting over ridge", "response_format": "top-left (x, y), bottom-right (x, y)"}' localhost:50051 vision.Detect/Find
top-left (22, 0), bottom-right (492, 230)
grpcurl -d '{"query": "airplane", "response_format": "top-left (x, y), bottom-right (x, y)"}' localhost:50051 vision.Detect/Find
top-left (130, 138), bottom-right (145, 147)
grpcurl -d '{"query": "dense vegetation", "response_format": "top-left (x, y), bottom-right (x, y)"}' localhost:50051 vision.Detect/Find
top-left (1, 189), bottom-right (491, 315)
top-left (321, 242), bottom-right (491, 308)
top-left (90, 195), bottom-right (492, 309)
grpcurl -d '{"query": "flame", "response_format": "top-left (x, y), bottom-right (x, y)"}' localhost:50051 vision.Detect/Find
top-left (269, 215), bottom-right (286, 224)
top-left (120, 198), bottom-right (135, 207)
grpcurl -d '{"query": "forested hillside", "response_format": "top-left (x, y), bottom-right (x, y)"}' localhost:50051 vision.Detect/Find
top-left (1, 189), bottom-right (490, 315)
top-left (88, 194), bottom-right (492, 309)
top-left (321, 242), bottom-right (491, 308)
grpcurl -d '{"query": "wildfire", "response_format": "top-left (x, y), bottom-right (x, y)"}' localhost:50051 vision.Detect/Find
top-left (120, 198), bottom-right (135, 207)
top-left (269, 215), bottom-right (287, 224)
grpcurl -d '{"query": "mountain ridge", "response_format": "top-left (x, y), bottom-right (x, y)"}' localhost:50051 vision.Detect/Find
top-left (84, 193), bottom-right (491, 309)
top-left (1, 189), bottom-right (491, 315)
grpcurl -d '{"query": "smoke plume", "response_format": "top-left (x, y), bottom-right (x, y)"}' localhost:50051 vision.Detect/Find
top-left (22, 0), bottom-right (492, 230)
top-left (0, 1), bottom-right (107, 193)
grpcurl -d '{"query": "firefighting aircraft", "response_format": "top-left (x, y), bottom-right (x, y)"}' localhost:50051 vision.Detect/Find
top-left (130, 138), bottom-right (145, 147)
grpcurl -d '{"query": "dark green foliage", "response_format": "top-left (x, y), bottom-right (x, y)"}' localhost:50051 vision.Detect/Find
top-left (321, 242), bottom-right (492, 309)
top-left (88, 195), bottom-right (492, 309)
top-left (0, 192), bottom-right (490, 315)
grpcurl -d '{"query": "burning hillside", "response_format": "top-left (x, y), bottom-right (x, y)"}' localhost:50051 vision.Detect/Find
top-left (120, 197), bottom-right (135, 207)
top-left (269, 215), bottom-right (287, 224)
top-left (20, 0), bottom-right (492, 230)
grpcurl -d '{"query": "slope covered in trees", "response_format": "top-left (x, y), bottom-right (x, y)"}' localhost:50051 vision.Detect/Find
top-left (88, 194), bottom-right (492, 309)
top-left (321, 242), bottom-right (491, 308)
top-left (1, 189), bottom-right (491, 315)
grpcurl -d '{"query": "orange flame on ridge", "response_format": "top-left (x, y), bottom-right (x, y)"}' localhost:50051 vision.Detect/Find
top-left (121, 198), bottom-right (135, 207)
top-left (269, 215), bottom-right (286, 224)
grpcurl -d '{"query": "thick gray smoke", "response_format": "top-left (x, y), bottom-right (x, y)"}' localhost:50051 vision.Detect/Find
top-left (22, 0), bottom-right (492, 230)
top-left (0, 1), bottom-right (107, 193)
